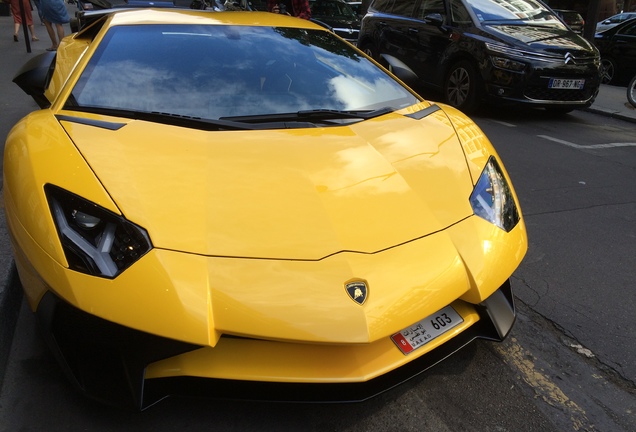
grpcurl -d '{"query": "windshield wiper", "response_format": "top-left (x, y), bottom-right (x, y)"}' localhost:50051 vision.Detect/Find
top-left (219, 107), bottom-right (395, 124)
top-left (66, 106), bottom-right (259, 131)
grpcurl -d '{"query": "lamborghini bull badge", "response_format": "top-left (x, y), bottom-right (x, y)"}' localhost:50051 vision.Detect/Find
top-left (345, 281), bottom-right (368, 305)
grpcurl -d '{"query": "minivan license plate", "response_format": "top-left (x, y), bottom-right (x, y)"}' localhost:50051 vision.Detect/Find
top-left (391, 306), bottom-right (463, 355)
top-left (549, 78), bottom-right (585, 89)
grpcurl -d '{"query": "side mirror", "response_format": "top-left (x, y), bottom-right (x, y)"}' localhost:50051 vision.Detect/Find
top-left (12, 51), bottom-right (56, 109)
top-left (424, 13), bottom-right (444, 27)
top-left (380, 54), bottom-right (419, 86)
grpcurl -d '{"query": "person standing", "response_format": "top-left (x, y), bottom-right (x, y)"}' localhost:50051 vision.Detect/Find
top-left (40, 0), bottom-right (68, 51)
top-left (10, 0), bottom-right (39, 42)
top-left (267, 0), bottom-right (311, 20)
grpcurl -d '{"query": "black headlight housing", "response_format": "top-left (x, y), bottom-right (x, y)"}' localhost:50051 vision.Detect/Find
top-left (45, 185), bottom-right (152, 278)
top-left (469, 156), bottom-right (520, 232)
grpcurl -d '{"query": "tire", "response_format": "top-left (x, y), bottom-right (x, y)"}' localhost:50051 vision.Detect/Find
top-left (599, 58), bottom-right (616, 84)
top-left (444, 60), bottom-right (481, 113)
top-left (627, 75), bottom-right (636, 108)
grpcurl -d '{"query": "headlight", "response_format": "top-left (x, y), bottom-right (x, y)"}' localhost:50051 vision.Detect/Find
top-left (45, 185), bottom-right (152, 278)
top-left (469, 157), bottom-right (520, 232)
top-left (490, 56), bottom-right (526, 72)
top-left (485, 42), bottom-right (558, 63)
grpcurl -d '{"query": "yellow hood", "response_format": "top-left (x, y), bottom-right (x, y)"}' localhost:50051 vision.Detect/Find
top-left (62, 109), bottom-right (474, 259)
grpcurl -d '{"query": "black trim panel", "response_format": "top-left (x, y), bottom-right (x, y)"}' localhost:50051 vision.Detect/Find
top-left (35, 291), bottom-right (200, 409)
top-left (404, 104), bottom-right (441, 120)
top-left (56, 114), bottom-right (126, 130)
top-left (34, 281), bottom-right (514, 410)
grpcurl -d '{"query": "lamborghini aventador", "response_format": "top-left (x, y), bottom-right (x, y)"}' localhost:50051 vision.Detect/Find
top-left (6, 8), bottom-right (527, 409)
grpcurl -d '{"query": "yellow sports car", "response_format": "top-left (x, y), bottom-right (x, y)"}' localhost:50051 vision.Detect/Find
top-left (5, 8), bottom-right (527, 409)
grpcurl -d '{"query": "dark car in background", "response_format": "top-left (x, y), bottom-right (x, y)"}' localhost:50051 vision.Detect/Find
top-left (310, 0), bottom-right (361, 43)
top-left (596, 12), bottom-right (636, 33)
top-left (358, 0), bottom-right (601, 113)
top-left (554, 9), bottom-right (585, 34)
top-left (595, 17), bottom-right (636, 84)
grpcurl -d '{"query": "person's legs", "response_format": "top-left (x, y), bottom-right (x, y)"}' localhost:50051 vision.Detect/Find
top-left (14, 22), bottom-right (20, 41)
top-left (43, 19), bottom-right (57, 50)
top-left (28, 24), bottom-right (38, 41)
top-left (55, 23), bottom-right (64, 44)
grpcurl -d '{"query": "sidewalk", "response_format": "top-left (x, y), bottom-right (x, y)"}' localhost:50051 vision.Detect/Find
top-left (1, 9), bottom-right (635, 390)
top-left (585, 83), bottom-right (636, 124)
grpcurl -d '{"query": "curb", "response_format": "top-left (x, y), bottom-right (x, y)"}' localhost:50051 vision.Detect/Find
top-left (584, 106), bottom-right (636, 124)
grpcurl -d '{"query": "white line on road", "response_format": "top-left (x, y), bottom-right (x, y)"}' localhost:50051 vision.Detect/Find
top-left (538, 135), bottom-right (636, 149)
top-left (490, 120), bottom-right (517, 127)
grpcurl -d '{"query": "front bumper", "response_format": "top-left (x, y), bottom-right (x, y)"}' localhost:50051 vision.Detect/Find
top-left (482, 58), bottom-right (600, 108)
top-left (34, 281), bottom-right (516, 410)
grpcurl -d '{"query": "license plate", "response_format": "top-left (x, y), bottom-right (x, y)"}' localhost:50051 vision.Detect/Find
top-left (391, 306), bottom-right (463, 355)
top-left (548, 78), bottom-right (585, 89)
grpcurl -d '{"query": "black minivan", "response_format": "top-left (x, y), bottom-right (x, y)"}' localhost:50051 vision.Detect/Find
top-left (358, 0), bottom-right (601, 113)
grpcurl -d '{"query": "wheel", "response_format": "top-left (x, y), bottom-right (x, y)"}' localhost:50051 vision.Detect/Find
top-left (444, 60), bottom-right (481, 113)
top-left (599, 58), bottom-right (616, 84)
top-left (627, 75), bottom-right (636, 108)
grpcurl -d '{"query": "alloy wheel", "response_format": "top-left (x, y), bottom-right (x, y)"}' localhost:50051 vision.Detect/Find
top-left (447, 67), bottom-right (471, 107)
top-left (599, 58), bottom-right (615, 84)
top-left (628, 75), bottom-right (636, 108)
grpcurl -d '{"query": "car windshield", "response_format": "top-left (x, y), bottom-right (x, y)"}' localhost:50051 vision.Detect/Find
top-left (68, 24), bottom-right (417, 121)
top-left (466, 0), bottom-right (564, 27)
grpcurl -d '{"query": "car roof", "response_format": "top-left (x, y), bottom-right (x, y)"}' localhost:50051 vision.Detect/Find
top-left (104, 8), bottom-right (320, 27)
top-left (78, 8), bottom-right (327, 32)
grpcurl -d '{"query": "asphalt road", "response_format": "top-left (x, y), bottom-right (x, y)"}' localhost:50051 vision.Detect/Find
top-left (473, 106), bottom-right (636, 386)
top-left (471, 106), bottom-right (636, 432)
